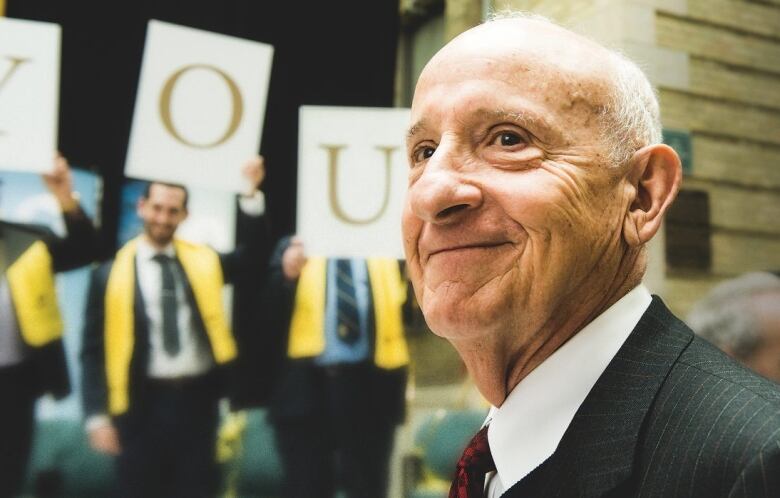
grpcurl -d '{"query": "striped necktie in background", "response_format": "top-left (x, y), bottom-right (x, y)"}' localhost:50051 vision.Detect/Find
top-left (153, 254), bottom-right (181, 356)
top-left (335, 258), bottom-right (360, 344)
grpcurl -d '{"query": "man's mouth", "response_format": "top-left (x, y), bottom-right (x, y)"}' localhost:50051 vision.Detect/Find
top-left (426, 242), bottom-right (511, 262)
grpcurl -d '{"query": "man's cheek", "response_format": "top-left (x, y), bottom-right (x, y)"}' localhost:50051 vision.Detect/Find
top-left (410, 263), bottom-right (425, 295)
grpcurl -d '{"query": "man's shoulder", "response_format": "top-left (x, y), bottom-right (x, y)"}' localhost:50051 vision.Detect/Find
top-left (90, 258), bottom-right (115, 282)
top-left (173, 238), bottom-right (220, 257)
top-left (631, 296), bottom-right (779, 404)
top-left (173, 237), bottom-right (208, 249)
top-left (656, 333), bottom-right (780, 421)
top-left (651, 326), bottom-right (780, 440)
top-left (676, 335), bottom-right (780, 403)
top-left (636, 332), bottom-right (780, 496)
top-left (653, 334), bottom-right (780, 454)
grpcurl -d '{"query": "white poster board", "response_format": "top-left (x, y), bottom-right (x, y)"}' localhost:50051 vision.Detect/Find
top-left (0, 18), bottom-right (60, 173)
top-left (125, 20), bottom-right (273, 192)
top-left (297, 106), bottom-right (411, 259)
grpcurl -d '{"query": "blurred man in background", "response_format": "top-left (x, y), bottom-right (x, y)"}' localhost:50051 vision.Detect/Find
top-left (266, 236), bottom-right (409, 498)
top-left (688, 271), bottom-right (780, 383)
top-left (0, 155), bottom-right (97, 498)
top-left (81, 156), bottom-right (269, 498)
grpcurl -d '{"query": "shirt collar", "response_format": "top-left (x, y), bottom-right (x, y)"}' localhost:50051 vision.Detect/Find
top-left (486, 284), bottom-right (652, 491)
top-left (136, 237), bottom-right (176, 261)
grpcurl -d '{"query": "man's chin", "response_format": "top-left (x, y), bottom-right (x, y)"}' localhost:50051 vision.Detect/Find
top-left (146, 230), bottom-right (174, 247)
top-left (422, 298), bottom-right (502, 342)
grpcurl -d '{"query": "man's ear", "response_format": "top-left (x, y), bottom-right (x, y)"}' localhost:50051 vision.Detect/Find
top-left (623, 143), bottom-right (682, 247)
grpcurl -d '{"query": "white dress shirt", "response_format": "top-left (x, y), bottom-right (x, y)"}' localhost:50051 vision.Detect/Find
top-left (485, 285), bottom-right (652, 497)
top-left (135, 239), bottom-right (214, 379)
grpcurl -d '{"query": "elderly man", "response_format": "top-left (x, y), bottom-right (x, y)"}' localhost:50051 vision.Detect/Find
top-left (402, 13), bottom-right (780, 498)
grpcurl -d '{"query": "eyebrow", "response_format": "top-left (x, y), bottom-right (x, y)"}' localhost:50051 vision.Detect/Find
top-left (405, 107), bottom-right (556, 143)
top-left (476, 108), bottom-right (551, 134)
top-left (406, 119), bottom-right (427, 140)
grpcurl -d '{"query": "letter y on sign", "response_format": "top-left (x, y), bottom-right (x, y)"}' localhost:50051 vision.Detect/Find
top-left (0, 18), bottom-right (60, 173)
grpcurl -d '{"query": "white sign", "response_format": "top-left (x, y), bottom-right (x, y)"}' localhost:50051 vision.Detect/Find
top-left (126, 20), bottom-right (273, 192)
top-left (297, 106), bottom-right (411, 259)
top-left (0, 18), bottom-right (60, 173)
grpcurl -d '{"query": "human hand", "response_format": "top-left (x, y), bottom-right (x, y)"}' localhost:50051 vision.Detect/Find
top-left (242, 155), bottom-right (266, 196)
top-left (282, 236), bottom-right (307, 281)
top-left (88, 422), bottom-right (122, 456)
top-left (42, 153), bottom-right (78, 213)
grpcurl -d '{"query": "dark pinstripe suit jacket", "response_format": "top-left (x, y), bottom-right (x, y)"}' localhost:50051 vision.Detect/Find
top-left (503, 296), bottom-right (780, 498)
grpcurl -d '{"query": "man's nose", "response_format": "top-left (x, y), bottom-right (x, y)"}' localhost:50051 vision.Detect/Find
top-left (408, 149), bottom-right (482, 225)
top-left (156, 211), bottom-right (173, 224)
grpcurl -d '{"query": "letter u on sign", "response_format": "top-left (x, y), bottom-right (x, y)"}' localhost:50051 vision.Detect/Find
top-left (322, 144), bottom-right (398, 225)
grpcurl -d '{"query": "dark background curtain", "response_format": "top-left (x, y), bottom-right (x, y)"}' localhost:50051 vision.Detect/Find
top-left (6, 0), bottom-right (400, 251)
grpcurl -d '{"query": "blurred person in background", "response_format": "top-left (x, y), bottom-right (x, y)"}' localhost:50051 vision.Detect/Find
top-left (0, 155), bottom-right (98, 498)
top-left (265, 236), bottom-right (409, 498)
top-left (687, 271), bottom-right (780, 383)
top-left (80, 156), bottom-right (269, 498)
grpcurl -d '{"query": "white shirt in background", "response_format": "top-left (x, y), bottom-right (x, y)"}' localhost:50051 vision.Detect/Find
top-left (135, 239), bottom-right (214, 379)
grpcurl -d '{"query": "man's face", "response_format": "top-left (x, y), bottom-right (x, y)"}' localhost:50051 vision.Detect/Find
top-left (137, 184), bottom-right (188, 246)
top-left (402, 20), bottom-right (636, 348)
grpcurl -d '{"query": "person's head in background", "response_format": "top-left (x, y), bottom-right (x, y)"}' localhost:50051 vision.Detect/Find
top-left (687, 271), bottom-right (780, 383)
top-left (137, 181), bottom-right (189, 249)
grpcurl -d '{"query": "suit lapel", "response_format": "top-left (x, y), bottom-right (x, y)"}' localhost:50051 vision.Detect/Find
top-left (503, 297), bottom-right (694, 497)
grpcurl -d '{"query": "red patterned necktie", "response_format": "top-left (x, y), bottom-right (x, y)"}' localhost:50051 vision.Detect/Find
top-left (449, 426), bottom-right (496, 498)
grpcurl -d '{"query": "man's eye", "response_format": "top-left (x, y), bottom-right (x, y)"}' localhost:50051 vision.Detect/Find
top-left (414, 146), bottom-right (436, 163)
top-left (496, 131), bottom-right (523, 147)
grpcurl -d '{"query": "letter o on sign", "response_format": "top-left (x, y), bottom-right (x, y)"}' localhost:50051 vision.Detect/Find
top-left (158, 64), bottom-right (244, 148)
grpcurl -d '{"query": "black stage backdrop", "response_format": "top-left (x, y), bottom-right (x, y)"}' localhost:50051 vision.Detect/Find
top-left (7, 0), bottom-right (400, 406)
top-left (7, 0), bottom-right (400, 251)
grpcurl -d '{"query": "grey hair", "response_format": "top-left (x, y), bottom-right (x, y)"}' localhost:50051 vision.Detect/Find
top-left (686, 272), bottom-right (780, 359)
top-left (485, 10), bottom-right (663, 167)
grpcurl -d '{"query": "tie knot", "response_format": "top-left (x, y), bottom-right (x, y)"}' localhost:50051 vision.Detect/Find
top-left (457, 426), bottom-right (495, 474)
top-left (152, 254), bottom-right (174, 265)
top-left (449, 426), bottom-right (495, 498)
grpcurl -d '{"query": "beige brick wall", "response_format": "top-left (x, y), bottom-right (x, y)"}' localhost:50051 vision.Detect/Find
top-left (654, 1), bottom-right (780, 316)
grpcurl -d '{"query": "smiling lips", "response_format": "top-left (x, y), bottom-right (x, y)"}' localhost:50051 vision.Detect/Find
top-left (424, 241), bottom-right (512, 263)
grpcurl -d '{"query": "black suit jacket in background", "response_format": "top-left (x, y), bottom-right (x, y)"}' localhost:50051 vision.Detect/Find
top-left (261, 236), bottom-right (407, 426)
top-left (503, 297), bottom-right (780, 498)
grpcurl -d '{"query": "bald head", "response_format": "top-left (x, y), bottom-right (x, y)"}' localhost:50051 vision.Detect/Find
top-left (416, 14), bottom-right (661, 167)
top-left (433, 15), bottom-right (612, 77)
